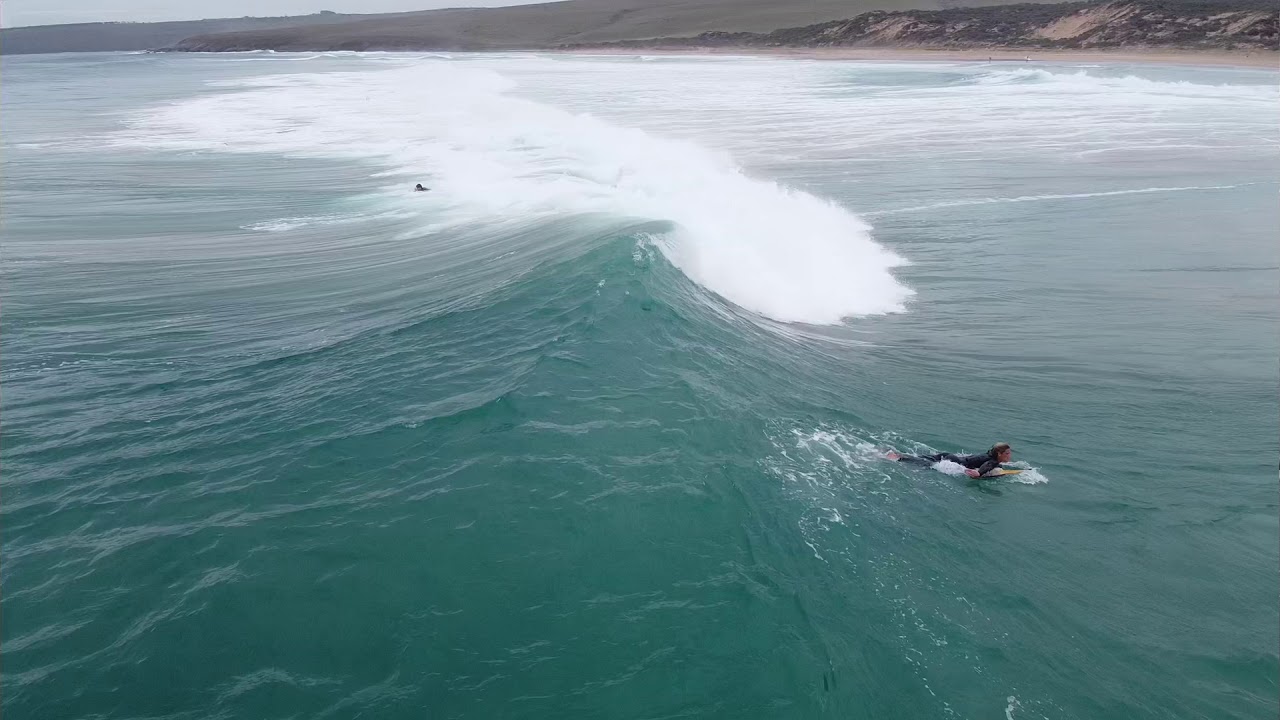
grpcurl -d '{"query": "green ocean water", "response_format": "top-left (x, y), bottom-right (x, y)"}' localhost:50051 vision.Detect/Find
top-left (3, 52), bottom-right (1277, 719)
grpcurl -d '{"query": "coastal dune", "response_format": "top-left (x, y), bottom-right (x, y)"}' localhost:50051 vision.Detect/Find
top-left (165, 0), bottom-right (1070, 51)
top-left (4, 0), bottom-right (1275, 58)
top-left (561, 0), bottom-right (1279, 56)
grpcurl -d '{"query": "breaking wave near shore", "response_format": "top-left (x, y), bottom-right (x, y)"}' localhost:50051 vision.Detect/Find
top-left (118, 61), bottom-right (914, 324)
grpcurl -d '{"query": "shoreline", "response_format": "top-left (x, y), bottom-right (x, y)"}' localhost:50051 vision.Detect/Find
top-left (554, 46), bottom-right (1280, 70)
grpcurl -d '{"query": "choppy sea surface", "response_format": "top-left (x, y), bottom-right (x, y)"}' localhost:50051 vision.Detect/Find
top-left (3, 51), bottom-right (1277, 719)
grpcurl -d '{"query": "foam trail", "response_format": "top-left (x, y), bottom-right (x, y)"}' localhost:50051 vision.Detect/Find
top-left (115, 63), bottom-right (911, 324)
top-left (866, 184), bottom-right (1252, 216)
top-left (241, 211), bottom-right (411, 233)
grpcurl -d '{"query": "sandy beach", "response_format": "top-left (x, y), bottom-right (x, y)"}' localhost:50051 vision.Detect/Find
top-left (560, 45), bottom-right (1280, 69)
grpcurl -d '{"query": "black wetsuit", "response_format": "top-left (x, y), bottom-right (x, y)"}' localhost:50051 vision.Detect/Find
top-left (897, 451), bottom-right (1002, 477)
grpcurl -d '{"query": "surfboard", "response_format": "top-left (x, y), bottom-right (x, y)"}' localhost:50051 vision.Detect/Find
top-left (988, 469), bottom-right (1023, 477)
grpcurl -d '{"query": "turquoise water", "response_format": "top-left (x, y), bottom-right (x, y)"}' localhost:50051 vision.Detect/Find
top-left (3, 52), bottom-right (1277, 719)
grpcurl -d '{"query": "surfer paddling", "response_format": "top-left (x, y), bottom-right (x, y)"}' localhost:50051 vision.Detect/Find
top-left (886, 442), bottom-right (1013, 478)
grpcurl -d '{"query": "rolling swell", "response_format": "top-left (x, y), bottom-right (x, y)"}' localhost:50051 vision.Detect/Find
top-left (4, 209), bottom-right (857, 716)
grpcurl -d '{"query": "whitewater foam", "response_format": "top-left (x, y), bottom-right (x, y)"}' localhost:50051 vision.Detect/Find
top-left (115, 62), bottom-right (911, 324)
top-left (974, 68), bottom-right (1279, 100)
top-left (241, 211), bottom-right (411, 233)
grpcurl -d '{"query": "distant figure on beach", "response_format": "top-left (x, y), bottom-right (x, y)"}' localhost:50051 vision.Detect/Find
top-left (886, 443), bottom-right (1014, 478)
top-left (414, 183), bottom-right (429, 192)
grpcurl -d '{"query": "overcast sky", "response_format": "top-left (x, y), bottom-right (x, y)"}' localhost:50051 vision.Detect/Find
top-left (2, 0), bottom-right (541, 27)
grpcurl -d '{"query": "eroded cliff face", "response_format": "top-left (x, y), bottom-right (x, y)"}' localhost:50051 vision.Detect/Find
top-left (1022, 2), bottom-right (1275, 47)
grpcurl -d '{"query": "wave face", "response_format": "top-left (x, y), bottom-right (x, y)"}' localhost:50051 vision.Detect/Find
top-left (4, 52), bottom-right (1278, 720)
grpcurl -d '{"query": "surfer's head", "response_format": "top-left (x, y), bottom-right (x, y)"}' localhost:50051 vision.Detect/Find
top-left (989, 442), bottom-right (1012, 462)
top-left (414, 183), bottom-right (428, 192)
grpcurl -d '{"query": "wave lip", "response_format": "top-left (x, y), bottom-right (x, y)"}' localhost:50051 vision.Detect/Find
top-left (651, 178), bottom-right (910, 323)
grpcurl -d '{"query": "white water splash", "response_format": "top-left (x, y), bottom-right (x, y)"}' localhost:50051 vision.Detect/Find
top-left (933, 459), bottom-right (1049, 485)
top-left (1005, 695), bottom-right (1021, 720)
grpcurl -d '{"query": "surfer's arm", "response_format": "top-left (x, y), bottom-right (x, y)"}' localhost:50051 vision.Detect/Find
top-left (970, 459), bottom-right (1001, 478)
